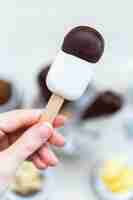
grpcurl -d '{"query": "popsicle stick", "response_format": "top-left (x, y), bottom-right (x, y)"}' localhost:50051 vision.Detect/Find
top-left (40, 94), bottom-right (64, 123)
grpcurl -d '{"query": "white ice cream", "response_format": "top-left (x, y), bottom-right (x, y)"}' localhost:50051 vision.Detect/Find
top-left (46, 50), bottom-right (93, 100)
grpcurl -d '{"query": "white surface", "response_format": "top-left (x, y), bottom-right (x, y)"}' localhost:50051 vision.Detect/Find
top-left (47, 51), bottom-right (93, 100)
top-left (0, 0), bottom-right (133, 104)
top-left (0, 1), bottom-right (133, 200)
top-left (50, 106), bottom-right (133, 200)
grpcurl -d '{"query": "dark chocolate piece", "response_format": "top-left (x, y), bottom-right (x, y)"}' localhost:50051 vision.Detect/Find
top-left (37, 65), bottom-right (51, 102)
top-left (62, 26), bottom-right (104, 63)
top-left (0, 80), bottom-right (12, 105)
top-left (81, 91), bottom-right (123, 120)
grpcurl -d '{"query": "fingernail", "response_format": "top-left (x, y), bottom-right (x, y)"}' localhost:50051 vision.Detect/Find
top-left (49, 153), bottom-right (59, 166)
top-left (37, 122), bottom-right (53, 139)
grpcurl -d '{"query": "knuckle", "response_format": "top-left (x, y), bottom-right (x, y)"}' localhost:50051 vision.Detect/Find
top-left (38, 132), bottom-right (48, 141)
top-left (25, 143), bottom-right (36, 155)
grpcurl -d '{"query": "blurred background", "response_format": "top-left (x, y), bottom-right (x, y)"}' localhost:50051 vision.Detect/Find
top-left (0, 0), bottom-right (133, 104)
top-left (1, 0), bottom-right (133, 200)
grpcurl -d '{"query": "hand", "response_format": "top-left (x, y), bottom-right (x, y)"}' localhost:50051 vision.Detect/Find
top-left (0, 109), bottom-right (65, 185)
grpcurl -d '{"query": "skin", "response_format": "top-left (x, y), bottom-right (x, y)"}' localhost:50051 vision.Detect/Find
top-left (0, 109), bottom-right (65, 171)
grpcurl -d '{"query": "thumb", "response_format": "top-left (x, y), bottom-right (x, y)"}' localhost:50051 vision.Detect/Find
top-left (6, 122), bottom-right (53, 164)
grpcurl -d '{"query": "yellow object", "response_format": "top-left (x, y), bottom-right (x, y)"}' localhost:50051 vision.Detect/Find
top-left (11, 161), bottom-right (43, 196)
top-left (101, 160), bottom-right (133, 193)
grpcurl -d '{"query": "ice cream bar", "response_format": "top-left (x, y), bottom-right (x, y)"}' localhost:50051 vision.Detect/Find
top-left (40, 26), bottom-right (104, 123)
top-left (47, 26), bottom-right (104, 100)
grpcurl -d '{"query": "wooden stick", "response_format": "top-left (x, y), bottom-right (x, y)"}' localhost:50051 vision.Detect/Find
top-left (40, 94), bottom-right (64, 123)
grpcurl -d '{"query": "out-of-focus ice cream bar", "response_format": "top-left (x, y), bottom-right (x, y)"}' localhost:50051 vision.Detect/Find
top-left (46, 26), bottom-right (104, 101)
top-left (0, 76), bottom-right (22, 113)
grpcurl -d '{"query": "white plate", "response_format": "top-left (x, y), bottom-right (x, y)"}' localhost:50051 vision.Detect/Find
top-left (90, 160), bottom-right (133, 200)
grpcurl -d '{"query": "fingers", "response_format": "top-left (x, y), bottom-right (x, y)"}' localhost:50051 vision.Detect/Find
top-left (0, 109), bottom-right (66, 134)
top-left (0, 109), bottom-right (41, 133)
top-left (32, 153), bottom-right (48, 170)
top-left (5, 122), bottom-right (53, 163)
top-left (27, 120), bottom-right (65, 169)
top-left (28, 128), bottom-right (65, 170)
top-left (39, 145), bottom-right (58, 166)
top-left (53, 115), bottom-right (67, 128)
top-left (29, 144), bottom-right (59, 169)
top-left (0, 109), bottom-right (66, 172)
top-left (49, 130), bottom-right (65, 147)
top-left (32, 146), bottom-right (58, 170)
top-left (49, 115), bottom-right (66, 147)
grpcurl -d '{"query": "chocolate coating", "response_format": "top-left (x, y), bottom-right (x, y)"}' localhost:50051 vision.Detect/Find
top-left (62, 26), bottom-right (104, 63)
top-left (0, 79), bottom-right (12, 105)
top-left (81, 91), bottom-right (123, 120)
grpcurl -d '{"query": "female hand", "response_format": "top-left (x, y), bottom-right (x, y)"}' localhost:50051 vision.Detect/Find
top-left (0, 109), bottom-right (65, 187)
